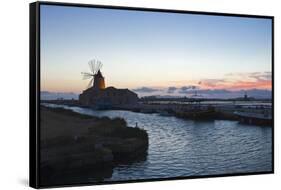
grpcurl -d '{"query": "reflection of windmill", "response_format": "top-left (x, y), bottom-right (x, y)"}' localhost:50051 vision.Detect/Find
top-left (81, 59), bottom-right (105, 90)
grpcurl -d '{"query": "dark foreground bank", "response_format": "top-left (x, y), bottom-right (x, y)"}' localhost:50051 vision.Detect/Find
top-left (40, 106), bottom-right (149, 186)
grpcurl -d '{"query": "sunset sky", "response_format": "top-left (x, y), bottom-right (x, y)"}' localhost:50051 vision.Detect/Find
top-left (40, 5), bottom-right (272, 97)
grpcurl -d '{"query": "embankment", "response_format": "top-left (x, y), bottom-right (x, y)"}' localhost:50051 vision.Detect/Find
top-left (40, 106), bottom-right (148, 186)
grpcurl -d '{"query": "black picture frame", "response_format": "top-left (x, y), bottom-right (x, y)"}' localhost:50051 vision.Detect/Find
top-left (30, 1), bottom-right (274, 188)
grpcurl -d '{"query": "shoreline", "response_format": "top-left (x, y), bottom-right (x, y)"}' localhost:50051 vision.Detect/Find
top-left (41, 99), bottom-right (273, 127)
top-left (40, 106), bottom-right (149, 186)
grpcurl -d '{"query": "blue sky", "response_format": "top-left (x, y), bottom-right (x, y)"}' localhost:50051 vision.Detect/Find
top-left (40, 4), bottom-right (272, 96)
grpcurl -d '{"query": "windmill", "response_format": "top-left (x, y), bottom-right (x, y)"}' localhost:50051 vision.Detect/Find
top-left (81, 59), bottom-right (105, 89)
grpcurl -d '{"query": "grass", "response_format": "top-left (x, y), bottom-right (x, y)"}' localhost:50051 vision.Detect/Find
top-left (41, 105), bottom-right (148, 143)
top-left (42, 106), bottom-right (95, 119)
top-left (40, 105), bottom-right (149, 184)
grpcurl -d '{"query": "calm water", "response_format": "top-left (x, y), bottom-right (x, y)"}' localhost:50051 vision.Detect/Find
top-left (44, 104), bottom-right (272, 181)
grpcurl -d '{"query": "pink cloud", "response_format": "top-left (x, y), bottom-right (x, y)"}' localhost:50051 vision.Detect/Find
top-left (199, 71), bottom-right (272, 90)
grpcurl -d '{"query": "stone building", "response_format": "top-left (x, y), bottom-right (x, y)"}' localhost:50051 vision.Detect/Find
top-left (79, 68), bottom-right (138, 108)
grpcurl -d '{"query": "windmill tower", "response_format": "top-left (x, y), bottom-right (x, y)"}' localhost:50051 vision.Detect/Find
top-left (81, 59), bottom-right (105, 90)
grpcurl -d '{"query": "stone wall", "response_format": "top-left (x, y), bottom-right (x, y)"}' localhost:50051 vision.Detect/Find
top-left (79, 86), bottom-right (138, 107)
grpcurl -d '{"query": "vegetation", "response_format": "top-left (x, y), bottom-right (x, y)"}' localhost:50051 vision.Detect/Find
top-left (40, 106), bottom-right (148, 186)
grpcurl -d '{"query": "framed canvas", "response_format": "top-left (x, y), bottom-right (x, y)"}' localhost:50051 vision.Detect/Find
top-left (29, 1), bottom-right (274, 188)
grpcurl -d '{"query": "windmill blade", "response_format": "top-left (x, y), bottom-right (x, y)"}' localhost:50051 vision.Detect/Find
top-left (81, 72), bottom-right (94, 80)
top-left (93, 60), bottom-right (96, 73)
top-left (93, 61), bottom-right (97, 74)
top-left (97, 60), bottom-right (102, 71)
top-left (87, 78), bottom-right (94, 89)
top-left (95, 61), bottom-right (99, 72)
top-left (82, 76), bottom-right (92, 80)
top-left (88, 61), bottom-right (93, 73)
top-left (99, 62), bottom-right (103, 70)
top-left (81, 72), bottom-right (94, 76)
top-left (98, 61), bottom-right (101, 71)
top-left (91, 60), bottom-right (95, 73)
top-left (88, 60), bottom-right (95, 74)
top-left (81, 72), bottom-right (93, 75)
top-left (82, 75), bottom-right (93, 80)
top-left (97, 60), bottom-right (102, 72)
top-left (92, 59), bottom-right (96, 74)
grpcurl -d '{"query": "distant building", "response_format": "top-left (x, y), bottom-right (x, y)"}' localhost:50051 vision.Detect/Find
top-left (244, 91), bottom-right (248, 100)
top-left (233, 91), bottom-right (255, 101)
top-left (79, 66), bottom-right (138, 108)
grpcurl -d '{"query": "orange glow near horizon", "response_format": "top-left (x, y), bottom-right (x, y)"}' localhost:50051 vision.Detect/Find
top-left (40, 6), bottom-right (272, 95)
top-left (199, 80), bottom-right (272, 91)
top-left (41, 74), bottom-right (272, 93)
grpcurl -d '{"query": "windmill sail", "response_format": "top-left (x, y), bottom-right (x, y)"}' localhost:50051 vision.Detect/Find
top-left (82, 59), bottom-right (105, 89)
